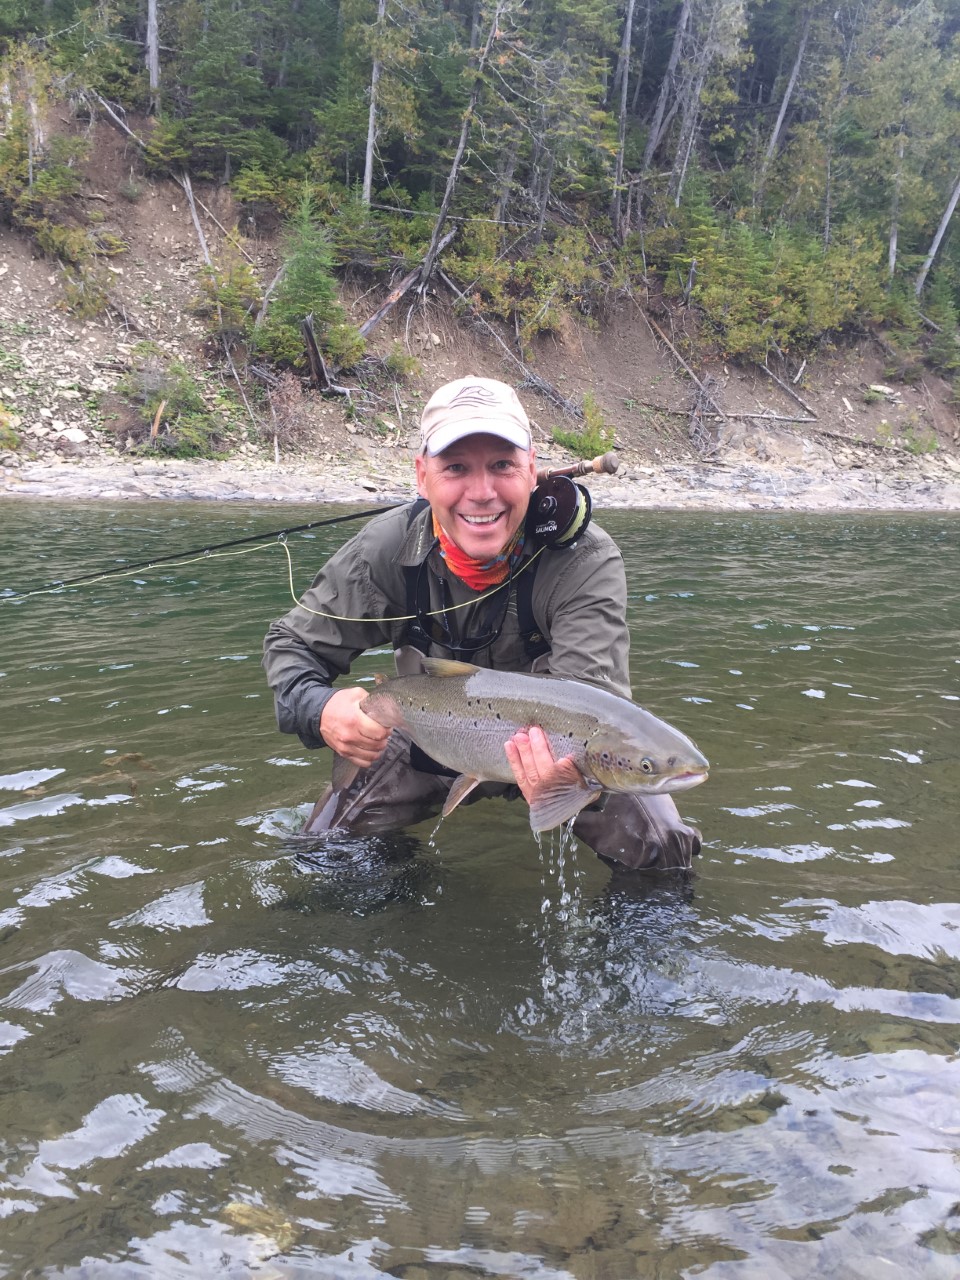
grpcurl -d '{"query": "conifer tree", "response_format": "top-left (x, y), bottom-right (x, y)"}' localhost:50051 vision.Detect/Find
top-left (255, 185), bottom-right (352, 366)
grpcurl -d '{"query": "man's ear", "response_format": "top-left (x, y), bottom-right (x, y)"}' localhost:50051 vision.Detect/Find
top-left (527, 447), bottom-right (538, 491)
top-left (414, 453), bottom-right (428, 498)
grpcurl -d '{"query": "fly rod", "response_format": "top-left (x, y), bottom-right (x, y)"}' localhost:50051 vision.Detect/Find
top-left (3, 452), bottom-right (620, 600)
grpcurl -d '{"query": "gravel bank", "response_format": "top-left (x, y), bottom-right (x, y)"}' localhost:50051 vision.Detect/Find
top-left (3, 449), bottom-right (960, 512)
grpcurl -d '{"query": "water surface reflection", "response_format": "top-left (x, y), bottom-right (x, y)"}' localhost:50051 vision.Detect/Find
top-left (0, 504), bottom-right (957, 1277)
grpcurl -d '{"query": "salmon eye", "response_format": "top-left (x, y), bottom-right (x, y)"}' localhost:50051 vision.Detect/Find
top-left (640, 757), bottom-right (654, 774)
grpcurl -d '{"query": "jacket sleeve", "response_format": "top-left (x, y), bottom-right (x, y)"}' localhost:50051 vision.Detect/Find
top-left (537, 526), bottom-right (631, 698)
top-left (262, 527), bottom-right (396, 749)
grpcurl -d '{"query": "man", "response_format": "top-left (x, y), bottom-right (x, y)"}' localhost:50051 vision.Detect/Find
top-left (263, 376), bottom-right (701, 869)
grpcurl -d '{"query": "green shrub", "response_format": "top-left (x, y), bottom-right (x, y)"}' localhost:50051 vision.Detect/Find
top-left (384, 342), bottom-right (420, 378)
top-left (118, 174), bottom-right (144, 203)
top-left (0, 417), bottom-right (20, 450)
top-left (116, 345), bottom-right (229, 458)
top-left (143, 118), bottom-right (192, 174)
top-left (323, 321), bottom-right (365, 369)
top-left (552, 392), bottom-right (614, 458)
top-left (31, 221), bottom-right (91, 264)
top-left (902, 422), bottom-right (938, 454)
top-left (194, 232), bottom-right (261, 347)
top-left (60, 265), bottom-right (110, 319)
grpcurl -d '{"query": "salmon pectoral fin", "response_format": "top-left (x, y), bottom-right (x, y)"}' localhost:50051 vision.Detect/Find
top-left (331, 752), bottom-right (361, 792)
top-left (441, 773), bottom-right (483, 816)
top-left (361, 691), bottom-right (405, 729)
top-left (528, 780), bottom-right (603, 832)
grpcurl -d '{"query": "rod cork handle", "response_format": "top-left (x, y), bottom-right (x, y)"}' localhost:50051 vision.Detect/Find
top-left (537, 451), bottom-right (619, 485)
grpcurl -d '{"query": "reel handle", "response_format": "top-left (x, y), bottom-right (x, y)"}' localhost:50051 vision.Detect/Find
top-left (536, 451), bottom-right (619, 485)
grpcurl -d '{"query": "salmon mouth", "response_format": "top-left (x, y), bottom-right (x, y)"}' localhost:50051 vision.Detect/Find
top-left (665, 769), bottom-right (710, 792)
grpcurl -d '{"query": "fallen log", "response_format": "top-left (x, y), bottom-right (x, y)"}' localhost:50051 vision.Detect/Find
top-left (760, 362), bottom-right (818, 418)
top-left (300, 315), bottom-right (354, 399)
top-left (628, 292), bottom-right (727, 423)
top-left (357, 228), bottom-right (458, 339)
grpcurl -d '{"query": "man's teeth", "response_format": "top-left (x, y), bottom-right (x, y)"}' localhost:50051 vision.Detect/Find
top-left (461, 513), bottom-right (502, 525)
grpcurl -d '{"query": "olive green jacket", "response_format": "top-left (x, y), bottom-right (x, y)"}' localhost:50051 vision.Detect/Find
top-left (262, 500), bottom-right (630, 749)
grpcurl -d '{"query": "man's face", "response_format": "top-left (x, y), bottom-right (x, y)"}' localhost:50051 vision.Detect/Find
top-left (415, 432), bottom-right (538, 560)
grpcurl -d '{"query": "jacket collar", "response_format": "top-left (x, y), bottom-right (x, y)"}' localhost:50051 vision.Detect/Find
top-left (394, 501), bottom-right (437, 569)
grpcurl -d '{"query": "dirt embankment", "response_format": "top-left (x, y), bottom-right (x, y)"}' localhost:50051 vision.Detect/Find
top-left (1, 119), bottom-right (959, 512)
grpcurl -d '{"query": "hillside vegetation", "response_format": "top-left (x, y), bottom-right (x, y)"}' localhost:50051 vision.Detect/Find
top-left (0, 0), bottom-right (960, 469)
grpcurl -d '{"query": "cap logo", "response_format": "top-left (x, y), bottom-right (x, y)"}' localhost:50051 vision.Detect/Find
top-left (446, 384), bottom-right (503, 411)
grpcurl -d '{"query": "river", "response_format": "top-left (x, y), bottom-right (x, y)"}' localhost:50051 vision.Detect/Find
top-left (0, 502), bottom-right (957, 1278)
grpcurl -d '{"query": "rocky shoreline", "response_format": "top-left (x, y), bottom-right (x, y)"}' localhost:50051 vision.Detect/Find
top-left (3, 446), bottom-right (960, 512)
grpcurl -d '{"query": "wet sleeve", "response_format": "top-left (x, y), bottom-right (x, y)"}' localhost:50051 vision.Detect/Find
top-left (538, 530), bottom-right (631, 698)
top-left (262, 533), bottom-right (395, 749)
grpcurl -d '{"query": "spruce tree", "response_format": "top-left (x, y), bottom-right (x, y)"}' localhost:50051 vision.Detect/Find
top-left (255, 185), bottom-right (355, 367)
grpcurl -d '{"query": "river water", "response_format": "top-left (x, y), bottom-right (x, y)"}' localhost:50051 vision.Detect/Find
top-left (0, 502), bottom-right (957, 1279)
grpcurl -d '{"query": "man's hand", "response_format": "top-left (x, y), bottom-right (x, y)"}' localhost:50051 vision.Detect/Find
top-left (320, 687), bottom-right (391, 768)
top-left (504, 725), bottom-right (583, 805)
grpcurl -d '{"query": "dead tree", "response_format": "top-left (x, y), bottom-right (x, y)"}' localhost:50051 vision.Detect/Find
top-left (417, 0), bottom-right (505, 290)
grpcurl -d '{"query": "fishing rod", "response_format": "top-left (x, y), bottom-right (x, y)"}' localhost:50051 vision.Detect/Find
top-left (2, 452), bottom-right (619, 602)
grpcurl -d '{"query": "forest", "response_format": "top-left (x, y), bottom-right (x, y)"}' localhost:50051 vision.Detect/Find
top-left (1, 0), bottom-right (960, 430)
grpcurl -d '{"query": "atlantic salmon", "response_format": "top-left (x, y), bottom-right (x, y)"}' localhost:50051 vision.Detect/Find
top-left (334, 651), bottom-right (709, 832)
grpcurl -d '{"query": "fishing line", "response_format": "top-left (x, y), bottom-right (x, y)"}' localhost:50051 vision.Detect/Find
top-left (4, 502), bottom-right (546, 627)
top-left (1, 505), bottom-right (397, 602)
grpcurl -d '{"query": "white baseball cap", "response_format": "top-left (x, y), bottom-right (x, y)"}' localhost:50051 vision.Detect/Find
top-left (419, 376), bottom-right (532, 455)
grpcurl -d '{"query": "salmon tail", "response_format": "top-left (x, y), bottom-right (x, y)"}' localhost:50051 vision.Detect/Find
top-left (331, 752), bottom-right (361, 792)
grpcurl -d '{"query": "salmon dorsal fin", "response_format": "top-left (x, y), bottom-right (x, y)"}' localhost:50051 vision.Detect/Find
top-left (421, 657), bottom-right (481, 677)
top-left (394, 645), bottom-right (428, 677)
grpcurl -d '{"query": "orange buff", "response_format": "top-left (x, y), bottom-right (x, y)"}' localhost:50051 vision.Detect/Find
top-left (433, 515), bottom-right (525, 592)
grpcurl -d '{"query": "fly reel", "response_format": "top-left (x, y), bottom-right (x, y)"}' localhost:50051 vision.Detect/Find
top-left (528, 474), bottom-right (592, 549)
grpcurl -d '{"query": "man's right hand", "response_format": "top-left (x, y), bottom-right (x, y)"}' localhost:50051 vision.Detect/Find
top-left (320, 687), bottom-right (392, 768)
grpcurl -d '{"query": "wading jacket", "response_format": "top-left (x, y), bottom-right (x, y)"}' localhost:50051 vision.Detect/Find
top-left (262, 500), bottom-right (630, 750)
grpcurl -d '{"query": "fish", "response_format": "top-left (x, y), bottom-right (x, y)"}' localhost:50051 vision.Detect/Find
top-left (333, 650), bottom-right (709, 832)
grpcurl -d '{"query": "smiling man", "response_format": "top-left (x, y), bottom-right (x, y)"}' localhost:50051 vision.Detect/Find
top-left (262, 376), bottom-right (701, 870)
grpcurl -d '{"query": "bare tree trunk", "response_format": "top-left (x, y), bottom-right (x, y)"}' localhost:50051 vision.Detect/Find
top-left (534, 151), bottom-right (555, 243)
top-left (492, 137), bottom-right (519, 224)
top-left (146, 0), bottom-right (160, 113)
top-left (630, 0), bottom-right (652, 115)
top-left (764, 10), bottom-right (810, 167)
top-left (888, 129), bottom-right (904, 279)
top-left (362, 0), bottom-right (387, 206)
top-left (759, 7), bottom-right (811, 188)
top-left (418, 1), bottom-right (503, 289)
top-left (611, 0), bottom-right (638, 241)
top-left (640, 0), bottom-right (691, 178)
top-left (915, 170), bottom-right (960, 296)
top-left (668, 69), bottom-right (705, 206)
